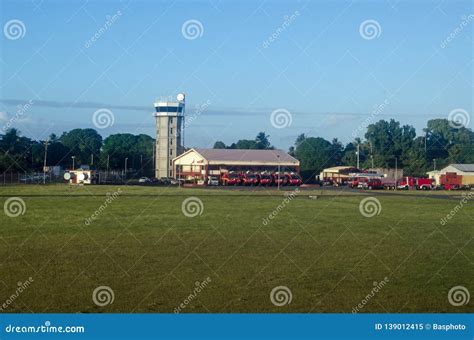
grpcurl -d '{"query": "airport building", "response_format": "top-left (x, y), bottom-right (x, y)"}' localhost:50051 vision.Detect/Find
top-left (172, 148), bottom-right (300, 182)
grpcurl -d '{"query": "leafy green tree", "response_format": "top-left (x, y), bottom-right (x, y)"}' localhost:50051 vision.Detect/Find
top-left (342, 142), bottom-right (358, 166)
top-left (233, 139), bottom-right (257, 149)
top-left (0, 129), bottom-right (33, 172)
top-left (60, 128), bottom-right (102, 166)
top-left (101, 133), bottom-right (154, 175)
top-left (294, 136), bottom-right (337, 180)
top-left (255, 132), bottom-right (272, 149)
top-left (365, 119), bottom-right (416, 168)
top-left (213, 141), bottom-right (226, 149)
top-left (224, 132), bottom-right (273, 150)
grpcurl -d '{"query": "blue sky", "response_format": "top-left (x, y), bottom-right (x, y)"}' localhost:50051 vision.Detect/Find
top-left (0, 0), bottom-right (472, 149)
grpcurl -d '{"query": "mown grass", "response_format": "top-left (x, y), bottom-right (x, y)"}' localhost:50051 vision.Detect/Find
top-left (0, 184), bottom-right (472, 313)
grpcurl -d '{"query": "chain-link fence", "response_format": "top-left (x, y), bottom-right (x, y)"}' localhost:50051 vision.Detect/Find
top-left (0, 170), bottom-right (139, 185)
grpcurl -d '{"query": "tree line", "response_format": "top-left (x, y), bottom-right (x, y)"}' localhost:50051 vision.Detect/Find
top-left (0, 128), bottom-right (154, 176)
top-left (1, 118), bottom-right (472, 179)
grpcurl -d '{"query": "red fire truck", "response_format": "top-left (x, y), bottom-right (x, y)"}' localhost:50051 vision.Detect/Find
top-left (397, 177), bottom-right (433, 190)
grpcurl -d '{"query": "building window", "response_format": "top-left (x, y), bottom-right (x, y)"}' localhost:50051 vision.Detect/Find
top-left (170, 128), bottom-right (173, 134)
top-left (169, 170), bottom-right (173, 177)
top-left (170, 149), bottom-right (173, 156)
top-left (170, 117), bottom-right (173, 124)
top-left (156, 107), bottom-right (179, 113)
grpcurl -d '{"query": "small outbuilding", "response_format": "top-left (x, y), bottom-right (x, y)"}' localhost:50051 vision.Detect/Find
top-left (427, 164), bottom-right (474, 186)
top-left (319, 166), bottom-right (359, 184)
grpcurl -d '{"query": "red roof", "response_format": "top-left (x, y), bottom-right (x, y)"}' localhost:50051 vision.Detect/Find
top-left (191, 148), bottom-right (299, 165)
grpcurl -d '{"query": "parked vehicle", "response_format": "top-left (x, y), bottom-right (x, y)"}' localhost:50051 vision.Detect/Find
top-left (259, 173), bottom-right (273, 186)
top-left (348, 178), bottom-right (361, 188)
top-left (381, 179), bottom-right (397, 190)
top-left (241, 173), bottom-right (260, 186)
top-left (138, 177), bottom-right (152, 183)
top-left (207, 176), bottom-right (219, 186)
top-left (286, 173), bottom-right (302, 186)
top-left (358, 178), bottom-right (383, 190)
top-left (398, 177), bottom-right (433, 190)
top-left (221, 172), bottom-right (241, 186)
top-left (273, 172), bottom-right (288, 186)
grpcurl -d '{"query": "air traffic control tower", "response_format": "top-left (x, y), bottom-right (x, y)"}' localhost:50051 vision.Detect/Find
top-left (154, 93), bottom-right (185, 178)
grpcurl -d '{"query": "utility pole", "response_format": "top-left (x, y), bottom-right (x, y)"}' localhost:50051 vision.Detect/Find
top-left (124, 157), bottom-right (128, 181)
top-left (43, 138), bottom-right (49, 184)
top-left (424, 132), bottom-right (427, 153)
top-left (433, 158), bottom-right (436, 171)
top-left (356, 143), bottom-right (360, 169)
top-left (106, 154), bottom-right (110, 183)
top-left (91, 154), bottom-right (94, 167)
top-left (277, 155), bottom-right (281, 191)
top-left (395, 157), bottom-right (398, 191)
top-left (71, 156), bottom-right (76, 171)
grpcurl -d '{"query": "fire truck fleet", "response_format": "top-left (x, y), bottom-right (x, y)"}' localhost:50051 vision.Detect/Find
top-left (218, 171), bottom-right (302, 186)
top-left (348, 174), bottom-right (435, 190)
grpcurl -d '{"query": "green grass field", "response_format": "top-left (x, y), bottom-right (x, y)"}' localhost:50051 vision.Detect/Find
top-left (0, 184), bottom-right (472, 313)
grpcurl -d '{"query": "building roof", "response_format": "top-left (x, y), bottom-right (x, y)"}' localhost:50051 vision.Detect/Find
top-left (321, 166), bottom-right (357, 173)
top-left (449, 164), bottom-right (474, 172)
top-left (178, 148), bottom-right (299, 166)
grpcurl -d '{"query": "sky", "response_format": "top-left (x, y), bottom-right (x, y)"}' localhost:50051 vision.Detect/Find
top-left (0, 0), bottom-right (472, 149)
